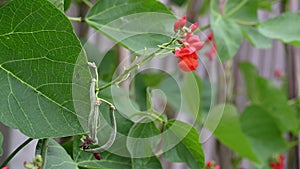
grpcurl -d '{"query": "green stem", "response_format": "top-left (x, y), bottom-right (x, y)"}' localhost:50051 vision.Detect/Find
top-left (40, 138), bottom-right (49, 169)
top-left (193, 24), bottom-right (210, 34)
top-left (225, 0), bottom-right (247, 18)
top-left (130, 111), bottom-right (166, 123)
top-left (82, 0), bottom-right (93, 8)
top-left (99, 98), bottom-right (115, 108)
top-left (233, 19), bottom-right (257, 26)
top-left (0, 138), bottom-right (33, 168)
top-left (68, 16), bottom-right (82, 22)
top-left (99, 37), bottom-right (178, 91)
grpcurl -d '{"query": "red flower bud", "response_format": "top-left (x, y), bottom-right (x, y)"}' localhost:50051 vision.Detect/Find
top-left (93, 153), bottom-right (102, 160)
top-left (174, 16), bottom-right (186, 32)
top-left (206, 32), bottom-right (214, 42)
top-left (189, 22), bottom-right (198, 32)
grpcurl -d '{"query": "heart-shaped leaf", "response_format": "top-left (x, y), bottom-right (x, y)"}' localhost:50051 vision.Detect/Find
top-left (162, 120), bottom-right (205, 169)
top-left (205, 104), bottom-right (259, 163)
top-left (85, 0), bottom-right (176, 55)
top-left (258, 12), bottom-right (300, 46)
top-left (0, 0), bottom-right (90, 138)
top-left (36, 139), bottom-right (79, 169)
top-left (240, 106), bottom-right (289, 165)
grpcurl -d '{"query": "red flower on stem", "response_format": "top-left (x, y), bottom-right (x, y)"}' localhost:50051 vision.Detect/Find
top-left (173, 16), bottom-right (204, 72)
top-left (175, 47), bottom-right (198, 72)
top-left (174, 16), bottom-right (186, 32)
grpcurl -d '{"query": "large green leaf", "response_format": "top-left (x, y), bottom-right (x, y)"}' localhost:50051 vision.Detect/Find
top-left (240, 106), bottom-right (289, 165)
top-left (49, 0), bottom-right (64, 11)
top-left (241, 26), bottom-right (271, 49)
top-left (224, 0), bottom-right (258, 22)
top-left (78, 160), bottom-right (132, 169)
top-left (258, 12), bottom-right (300, 46)
top-left (127, 118), bottom-right (161, 158)
top-left (162, 120), bottom-right (205, 169)
top-left (205, 104), bottom-right (259, 163)
top-left (157, 74), bottom-right (181, 111)
top-left (85, 0), bottom-right (175, 55)
top-left (36, 139), bottom-right (79, 169)
top-left (210, 0), bottom-right (242, 61)
top-left (239, 62), bottom-right (299, 133)
top-left (182, 72), bottom-right (202, 123)
top-left (0, 132), bottom-right (3, 156)
top-left (0, 0), bottom-right (89, 138)
top-left (132, 156), bottom-right (162, 169)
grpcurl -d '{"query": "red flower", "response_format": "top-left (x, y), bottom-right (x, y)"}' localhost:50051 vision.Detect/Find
top-left (205, 43), bottom-right (217, 61)
top-left (175, 47), bottom-right (198, 72)
top-left (269, 154), bottom-right (284, 169)
top-left (274, 69), bottom-right (281, 78)
top-left (1, 167), bottom-right (9, 169)
top-left (206, 160), bottom-right (220, 169)
top-left (174, 16), bottom-right (186, 32)
top-left (206, 32), bottom-right (214, 42)
top-left (189, 22), bottom-right (198, 32)
top-left (206, 161), bottom-right (212, 168)
top-left (185, 35), bottom-right (205, 51)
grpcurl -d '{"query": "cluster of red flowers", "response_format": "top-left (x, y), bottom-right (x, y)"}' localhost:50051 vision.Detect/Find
top-left (206, 160), bottom-right (220, 169)
top-left (173, 16), bottom-right (217, 72)
top-left (173, 16), bottom-right (204, 72)
top-left (269, 154), bottom-right (284, 169)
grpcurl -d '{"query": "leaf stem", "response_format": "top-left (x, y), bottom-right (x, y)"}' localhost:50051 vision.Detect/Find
top-left (130, 111), bottom-right (166, 123)
top-left (0, 138), bottom-right (33, 168)
top-left (82, 0), bottom-right (93, 8)
top-left (233, 19), bottom-right (257, 26)
top-left (98, 36), bottom-right (178, 91)
top-left (225, 0), bottom-right (247, 18)
top-left (68, 16), bottom-right (82, 22)
top-left (40, 138), bottom-right (49, 169)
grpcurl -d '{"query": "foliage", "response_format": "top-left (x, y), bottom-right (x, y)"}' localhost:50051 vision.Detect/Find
top-left (0, 0), bottom-right (299, 169)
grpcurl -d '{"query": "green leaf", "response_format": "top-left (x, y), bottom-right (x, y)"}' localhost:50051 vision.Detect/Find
top-left (36, 139), bottom-right (79, 169)
top-left (224, 0), bottom-right (258, 22)
top-left (182, 72), bottom-right (202, 123)
top-left (258, 12), bottom-right (300, 46)
top-left (49, 0), bottom-right (64, 11)
top-left (163, 120), bottom-right (205, 169)
top-left (64, 0), bottom-right (72, 11)
top-left (132, 156), bottom-right (162, 169)
top-left (258, 0), bottom-right (277, 11)
top-left (210, 0), bottom-right (242, 61)
top-left (240, 106), bottom-right (289, 164)
top-left (0, 132), bottom-right (3, 156)
top-left (241, 26), bottom-right (272, 49)
top-left (239, 62), bottom-right (299, 133)
top-left (127, 118), bottom-right (161, 158)
top-left (85, 0), bottom-right (175, 54)
top-left (170, 0), bottom-right (188, 6)
top-left (134, 72), bottom-right (166, 110)
top-left (78, 160), bottom-right (132, 169)
top-left (157, 75), bottom-right (181, 111)
top-left (0, 0), bottom-right (89, 138)
top-left (205, 104), bottom-right (259, 163)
